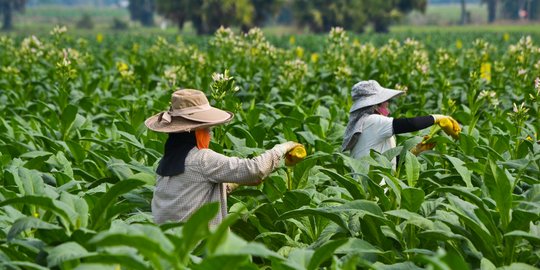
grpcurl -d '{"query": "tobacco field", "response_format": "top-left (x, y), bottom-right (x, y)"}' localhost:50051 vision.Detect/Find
top-left (0, 27), bottom-right (539, 269)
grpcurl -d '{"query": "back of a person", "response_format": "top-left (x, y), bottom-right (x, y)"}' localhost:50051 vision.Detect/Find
top-left (151, 148), bottom-right (224, 225)
top-left (350, 114), bottom-right (395, 159)
top-left (146, 89), bottom-right (302, 226)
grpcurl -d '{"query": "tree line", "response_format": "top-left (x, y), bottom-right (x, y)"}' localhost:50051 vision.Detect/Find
top-left (134, 0), bottom-right (429, 34)
top-left (1, 0), bottom-right (540, 31)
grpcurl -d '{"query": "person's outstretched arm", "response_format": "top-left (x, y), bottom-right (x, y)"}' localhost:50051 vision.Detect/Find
top-left (199, 142), bottom-right (298, 185)
top-left (392, 116), bottom-right (434, 134)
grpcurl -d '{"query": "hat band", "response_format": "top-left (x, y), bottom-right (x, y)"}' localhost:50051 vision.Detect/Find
top-left (158, 103), bottom-right (212, 125)
top-left (169, 103), bottom-right (211, 116)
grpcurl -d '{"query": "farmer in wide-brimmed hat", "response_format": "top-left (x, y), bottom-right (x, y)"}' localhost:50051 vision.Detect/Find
top-left (146, 89), bottom-right (299, 225)
top-left (342, 80), bottom-right (461, 167)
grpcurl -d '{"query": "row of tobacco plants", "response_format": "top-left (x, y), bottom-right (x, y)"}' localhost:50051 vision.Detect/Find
top-left (0, 27), bottom-right (539, 269)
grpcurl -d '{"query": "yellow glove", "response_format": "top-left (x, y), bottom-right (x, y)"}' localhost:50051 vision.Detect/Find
top-left (411, 135), bottom-right (436, 155)
top-left (432, 114), bottom-right (461, 139)
top-left (285, 144), bottom-right (307, 167)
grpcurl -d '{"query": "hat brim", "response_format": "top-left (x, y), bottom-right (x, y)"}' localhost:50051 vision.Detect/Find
top-left (145, 110), bottom-right (234, 133)
top-left (349, 87), bottom-right (404, 113)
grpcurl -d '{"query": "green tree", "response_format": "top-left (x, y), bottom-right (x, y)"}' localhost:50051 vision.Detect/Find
top-left (128, 0), bottom-right (155, 27)
top-left (251, 0), bottom-right (284, 28)
top-left (0, 0), bottom-right (25, 30)
top-left (156, 0), bottom-right (282, 34)
top-left (481, 0), bottom-right (497, 23)
top-left (290, 0), bottom-right (426, 33)
top-left (200, 0), bottom-right (253, 34)
top-left (155, 0), bottom-right (195, 30)
top-left (291, 0), bottom-right (368, 33)
top-left (460, 0), bottom-right (467, 24)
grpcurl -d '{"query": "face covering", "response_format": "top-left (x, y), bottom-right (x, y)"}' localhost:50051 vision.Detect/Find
top-left (195, 128), bottom-right (211, 149)
top-left (376, 103), bottom-right (390, 116)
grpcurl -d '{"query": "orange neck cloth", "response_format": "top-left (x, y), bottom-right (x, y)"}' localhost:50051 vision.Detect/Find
top-left (195, 129), bottom-right (211, 149)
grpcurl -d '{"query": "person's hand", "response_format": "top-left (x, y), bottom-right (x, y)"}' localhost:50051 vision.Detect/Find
top-left (225, 183), bottom-right (240, 193)
top-left (276, 141), bottom-right (301, 154)
top-left (285, 144), bottom-right (306, 167)
top-left (432, 114), bottom-right (461, 139)
top-left (275, 142), bottom-right (305, 166)
top-left (411, 135), bottom-right (436, 155)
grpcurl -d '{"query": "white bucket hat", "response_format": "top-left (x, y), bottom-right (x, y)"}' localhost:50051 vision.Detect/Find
top-left (349, 80), bottom-right (404, 113)
top-left (145, 89), bottom-right (234, 133)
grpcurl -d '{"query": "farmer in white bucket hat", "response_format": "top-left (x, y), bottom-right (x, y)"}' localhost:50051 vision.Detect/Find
top-left (342, 80), bottom-right (461, 167)
top-left (146, 89), bottom-right (300, 225)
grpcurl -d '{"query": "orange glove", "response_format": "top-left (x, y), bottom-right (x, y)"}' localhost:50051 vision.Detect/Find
top-left (411, 135), bottom-right (436, 155)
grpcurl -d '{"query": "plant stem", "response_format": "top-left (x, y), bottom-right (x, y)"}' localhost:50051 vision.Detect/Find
top-left (286, 167), bottom-right (292, 191)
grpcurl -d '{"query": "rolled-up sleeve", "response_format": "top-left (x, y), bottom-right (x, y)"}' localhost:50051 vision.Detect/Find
top-left (198, 145), bottom-right (288, 184)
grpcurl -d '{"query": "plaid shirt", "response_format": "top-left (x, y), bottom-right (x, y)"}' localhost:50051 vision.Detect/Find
top-left (151, 142), bottom-right (293, 225)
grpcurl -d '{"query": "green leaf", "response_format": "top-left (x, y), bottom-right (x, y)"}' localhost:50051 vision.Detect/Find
top-left (90, 224), bottom-right (176, 266)
top-left (307, 239), bottom-right (348, 270)
top-left (445, 194), bottom-right (497, 260)
top-left (444, 155), bottom-right (472, 188)
top-left (0, 261), bottom-right (50, 270)
top-left (498, 263), bottom-right (539, 270)
top-left (47, 242), bottom-right (89, 268)
top-left (320, 168), bottom-right (365, 200)
top-left (60, 192), bottom-right (89, 229)
top-left (212, 230), bottom-right (283, 260)
top-left (82, 253), bottom-right (150, 270)
top-left (61, 104), bottom-right (78, 136)
top-left (371, 261), bottom-right (422, 270)
top-left (484, 160), bottom-right (513, 230)
top-left (279, 207), bottom-right (349, 233)
top-left (504, 230), bottom-right (540, 245)
top-left (400, 188), bottom-right (425, 212)
top-left (117, 130), bottom-right (145, 149)
top-left (66, 140), bottom-right (87, 163)
top-left (106, 158), bottom-right (134, 180)
top-left (335, 238), bottom-right (383, 255)
top-left (480, 258), bottom-right (497, 270)
top-left (404, 152), bottom-right (420, 187)
top-left (0, 196), bottom-right (77, 228)
top-left (180, 202), bottom-right (220, 263)
top-left (19, 151), bottom-right (53, 170)
top-left (7, 217), bottom-right (62, 241)
top-left (206, 211), bottom-right (241, 255)
top-left (191, 255), bottom-right (251, 270)
top-left (385, 209), bottom-right (434, 230)
top-left (90, 179), bottom-right (145, 230)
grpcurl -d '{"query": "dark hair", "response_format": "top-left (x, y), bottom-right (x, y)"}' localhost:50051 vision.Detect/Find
top-left (156, 132), bottom-right (197, 176)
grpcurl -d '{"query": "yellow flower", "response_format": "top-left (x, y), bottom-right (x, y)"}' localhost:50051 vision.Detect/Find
top-left (456, 39), bottom-right (463, 49)
top-left (517, 55), bottom-right (525, 63)
top-left (353, 38), bottom-right (360, 47)
top-left (526, 136), bottom-right (533, 141)
top-left (289, 36), bottom-right (295, 45)
top-left (96, 33), bottom-right (104, 43)
top-left (116, 61), bottom-right (129, 72)
top-left (33, 212), bottom-right (39, 218)
top-left (295, 46), bottom-right (304, 58)
top-left (310, 53), bottom-right (319, 63)
top-left (480, 62), bottom-right (491, 83)
top-left (503, 33), bottom-right (510, 42)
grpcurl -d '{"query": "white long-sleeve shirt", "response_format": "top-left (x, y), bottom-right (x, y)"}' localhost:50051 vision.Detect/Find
top-left (151, 143), bottom-right (292, 225)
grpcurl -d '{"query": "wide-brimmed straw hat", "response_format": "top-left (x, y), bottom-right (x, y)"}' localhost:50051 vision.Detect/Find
top-left (349, 80), bottom-right (404, 113)
top-left (145, 89), bottom-right (234, 133)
